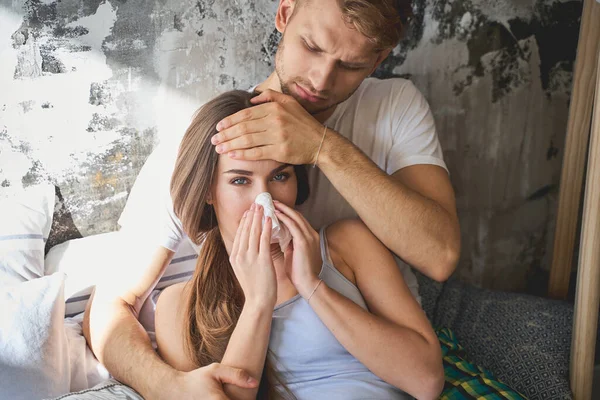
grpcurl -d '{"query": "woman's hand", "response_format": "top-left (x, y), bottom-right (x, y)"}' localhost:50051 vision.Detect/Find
top-left (229, 203), bottom-right (277, 309)
top-left (273, 200), bottom-right (322, 299)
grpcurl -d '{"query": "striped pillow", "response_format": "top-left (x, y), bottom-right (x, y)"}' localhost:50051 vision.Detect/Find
top-left (44, 232), bottom-right (198, 318)
top-left (0, 184), bottom-right (55, 285)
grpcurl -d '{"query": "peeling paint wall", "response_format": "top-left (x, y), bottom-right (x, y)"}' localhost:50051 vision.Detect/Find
top-left (0, 0), bottom-right (582, 293)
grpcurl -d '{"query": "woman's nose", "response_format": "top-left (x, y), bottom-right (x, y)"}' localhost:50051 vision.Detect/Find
top-left (251, 184), bottom-right (271, 202)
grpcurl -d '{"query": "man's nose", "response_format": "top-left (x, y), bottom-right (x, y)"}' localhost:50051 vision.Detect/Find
top-left (310, 60), bottom-right (336, 94)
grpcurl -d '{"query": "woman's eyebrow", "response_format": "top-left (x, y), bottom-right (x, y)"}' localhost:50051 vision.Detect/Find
top-left (223, 164), bottom-right (291, 176)
top-left (224, 169), bottom-right (252, 176)
top-left (270, 164), bottom-right (292, 174)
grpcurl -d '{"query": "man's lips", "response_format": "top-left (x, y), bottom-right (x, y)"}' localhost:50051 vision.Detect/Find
top-left (295, 83), bottom-right (325, 103)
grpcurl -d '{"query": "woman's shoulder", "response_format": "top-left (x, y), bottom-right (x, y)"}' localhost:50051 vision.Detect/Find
top-left (155, 282), bottom-right (197, 372)
top-left (325, 219), bottom-right (381, 280)
top-left (326, 219), bottom-right (378, 250)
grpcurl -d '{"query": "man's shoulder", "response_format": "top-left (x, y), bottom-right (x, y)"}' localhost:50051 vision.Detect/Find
top-left (360, 77), bottom-right (417, 95)
top-left (362, 76), bottom-right (413, 88)
top-left (349, 77), bottom-right (423, 110)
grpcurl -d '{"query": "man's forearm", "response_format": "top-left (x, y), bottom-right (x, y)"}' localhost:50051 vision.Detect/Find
top-left (84, 295), bottom-right (179, 400)
top-left (221, 304), bottom-right (273, 400)
top-left (318, 130), bottom-right (460, 281)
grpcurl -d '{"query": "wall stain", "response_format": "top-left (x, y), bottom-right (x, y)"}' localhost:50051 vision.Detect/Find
top-left (174, 14), bottom-right (184, 32)
top-left (196, 0), bottom-right (217, 20)
top-left (45, 185), bottom-right (83, 254)
top-left (21, 160), bottom-right (43, 187)
top-left (373, 0), bottom-right (426, 79)
top-left (546, 140), bottom-right (559, 160)
top-left (41, 52), bottom-right (66, 73)
top-left (19, 100), bottom-right (35, 113)
top-left (53, 25), bottom-right (89, 38)
top-left (415, 0), bottom-right (582, 101)
top-left (509, 1), bottom-right (581, 95)
top-left (86, 113), bottom-right (120, 132)
top-left (261, 28), bottom-right (281, 67)
top-left (89, 82), bottom-right (112, 106)
top-left (526, 184), bottom-right (557, 202)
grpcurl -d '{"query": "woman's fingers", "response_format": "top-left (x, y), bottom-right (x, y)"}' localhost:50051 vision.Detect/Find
top-left (260, 216), bottom-right (272, 253)
top-left (231, 210), bottom-right (247, 257)
top-left (238, 204), bottom-right (254, 252)
top-left (273, 209), bottom-right (305, 244)
top-left (274, 201), bottom-right (313, 238)
top-left (249, 204), bottom-right (263, 252)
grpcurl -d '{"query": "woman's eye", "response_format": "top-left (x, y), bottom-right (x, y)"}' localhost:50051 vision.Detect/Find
top-left (231, 177), bottom-right (249, 185)
top-left (273, 173), bottom-right (289, 182)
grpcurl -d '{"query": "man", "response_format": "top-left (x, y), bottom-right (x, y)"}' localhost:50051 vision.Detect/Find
top-left (83, 0), bottom-right (460, 398)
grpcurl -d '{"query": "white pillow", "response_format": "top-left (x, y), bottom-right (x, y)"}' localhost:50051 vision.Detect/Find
top-left (0, 272), bottom-right (70, 399)
top-left (45, 231), bottom-right (198, 318)
top-left (0, 183), bottom-right (55, 284)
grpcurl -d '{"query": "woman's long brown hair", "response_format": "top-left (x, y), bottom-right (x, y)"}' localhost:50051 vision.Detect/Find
top-left (170, 90), bottom-right (308, 399)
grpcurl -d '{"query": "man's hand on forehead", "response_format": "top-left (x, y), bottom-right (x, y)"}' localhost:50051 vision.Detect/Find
top-left (211, 90), bottom-right (325, 165)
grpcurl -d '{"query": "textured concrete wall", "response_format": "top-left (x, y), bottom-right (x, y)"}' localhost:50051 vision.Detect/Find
top-left (0, 0), bottom-right (582, 293)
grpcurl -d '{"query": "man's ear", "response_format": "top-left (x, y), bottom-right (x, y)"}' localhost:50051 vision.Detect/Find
top-left (275, 0), bottom-right (297, 33)
top-left (368, 48), bottom-right (393, 75)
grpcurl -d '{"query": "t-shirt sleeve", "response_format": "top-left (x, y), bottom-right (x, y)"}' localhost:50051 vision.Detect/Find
top-left (117, 141), bottom-right (185, 253)
top-left (386, 81), bottom-right (448, 175)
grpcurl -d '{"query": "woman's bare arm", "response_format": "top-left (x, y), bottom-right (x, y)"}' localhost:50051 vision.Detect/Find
top-left (307, 219), bottom-right (444, 399)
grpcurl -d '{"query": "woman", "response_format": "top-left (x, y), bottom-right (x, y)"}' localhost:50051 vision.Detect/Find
top-left (154, 91), bottom-right (444, 400)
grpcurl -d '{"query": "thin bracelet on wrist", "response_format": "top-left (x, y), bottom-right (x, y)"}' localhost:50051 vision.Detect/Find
top-left (313, 125), bottom-right (327, 168)
top-left (307, 279), bottom-right (323, 303)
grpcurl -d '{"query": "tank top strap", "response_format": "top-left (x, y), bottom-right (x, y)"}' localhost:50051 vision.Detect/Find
top-left (319, 225), bottom-right (334, 266)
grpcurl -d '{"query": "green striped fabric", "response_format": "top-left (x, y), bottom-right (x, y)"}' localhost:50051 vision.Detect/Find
top-left (437, 328), bottom-right (528, 400)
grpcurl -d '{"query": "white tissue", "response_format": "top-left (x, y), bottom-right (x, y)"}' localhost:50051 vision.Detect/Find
top-left (254, 192), bottom-right (291, 252)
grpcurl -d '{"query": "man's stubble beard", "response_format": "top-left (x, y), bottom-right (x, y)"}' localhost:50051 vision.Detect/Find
top-left (274, 36), bottom-right (361, 116)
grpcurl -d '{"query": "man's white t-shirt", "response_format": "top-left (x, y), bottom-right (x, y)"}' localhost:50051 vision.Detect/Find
top-left (119, 77), bottom-right (447, 303)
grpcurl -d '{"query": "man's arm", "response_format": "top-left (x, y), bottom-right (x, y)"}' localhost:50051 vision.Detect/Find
top-left (83, 242), bottom-right (259, 399)
top-left (212, 90), bottom-right (460, 282)
top-left (83, 245), bottom-right (181, 399)
top-left (318, 131), bottom-right (460, 282)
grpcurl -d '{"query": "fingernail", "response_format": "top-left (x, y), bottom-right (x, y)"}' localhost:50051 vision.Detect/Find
top-left (251, 203), bottom-right (256, 210)
top-left (216, 122), bottom-right (223, 131)
top-left (247, 377), bottom-right (258, 384)
top-left (216, 145), bottom-right (223, 153)
top-left (211, 135), bottom-right (220, 145)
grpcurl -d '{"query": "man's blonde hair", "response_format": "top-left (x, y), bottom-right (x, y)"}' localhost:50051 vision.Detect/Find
top-left (295, 0), bottom-right (411, 50)
top-left (338, 0), bottom-right (411, 50)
